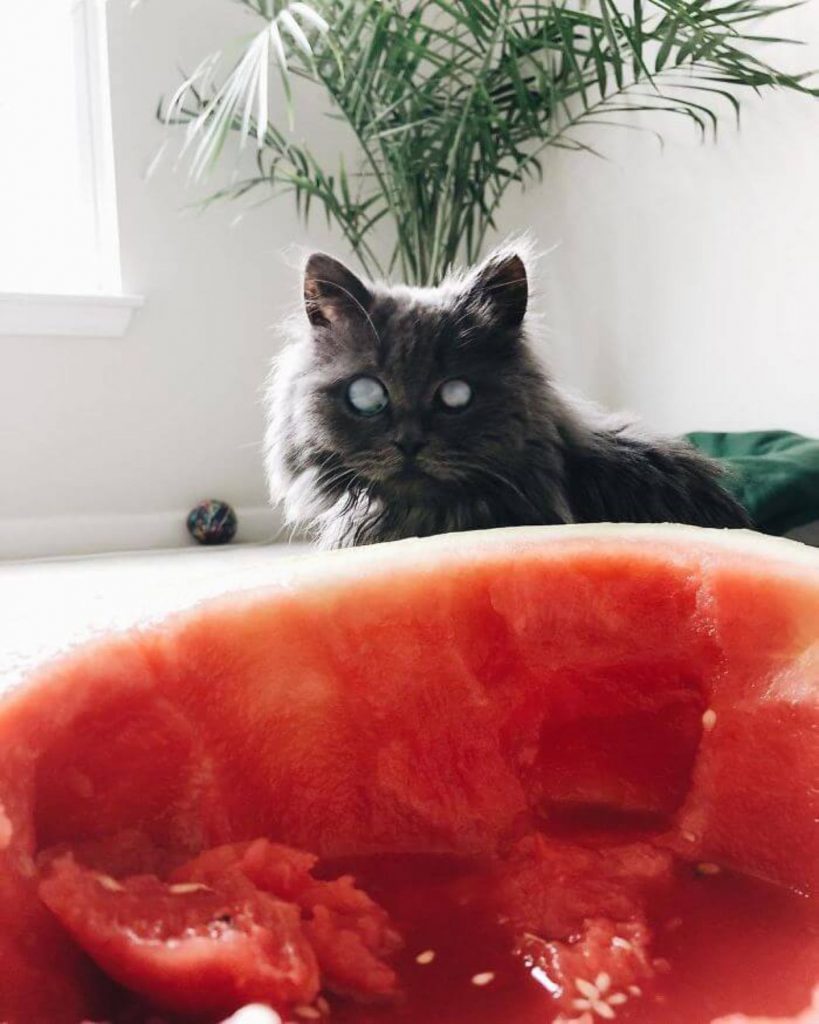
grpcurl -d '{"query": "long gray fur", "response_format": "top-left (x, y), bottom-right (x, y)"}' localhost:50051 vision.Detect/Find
top-left (265, 247), bottom-right (750, 547)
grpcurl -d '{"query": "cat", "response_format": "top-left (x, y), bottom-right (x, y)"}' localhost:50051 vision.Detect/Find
top-left (265, 246), bottom-right (751, 548)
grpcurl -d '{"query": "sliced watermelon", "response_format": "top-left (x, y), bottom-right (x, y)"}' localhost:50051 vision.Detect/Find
top-left (172, 839), bottom-right (402, 997)
top-left (36, 839), bottom-right (400, 1017)
top-left (38, 853), bottom-right (320, 1016)
top-left (0, 524), bottom-right (818, 1024)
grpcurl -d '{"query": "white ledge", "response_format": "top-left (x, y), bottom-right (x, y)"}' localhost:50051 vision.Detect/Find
top-left (0, 292), bottom-right (144, 337)
top-left (0, 506), bottom-right (282, 561)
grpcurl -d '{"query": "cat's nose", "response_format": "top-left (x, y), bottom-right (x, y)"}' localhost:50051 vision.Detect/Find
top-left (393, 436), bottom-right (428, 458)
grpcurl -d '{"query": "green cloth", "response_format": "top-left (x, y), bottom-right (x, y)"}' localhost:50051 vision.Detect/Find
top-left (686, 430), bottom-right (819, 536)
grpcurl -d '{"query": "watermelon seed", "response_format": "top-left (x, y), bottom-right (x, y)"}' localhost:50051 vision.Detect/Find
top-left (0, 802), bottom-right (12, 850)
top-left (168, 882), bottom-right (213, 894)
top-left (696, 862), bottom-right (721, 876)
top-left (294, 1006), bottom-right (322, 1020)
top-left (571, 996), bottom-right (613, 1018)
top-left (95, 874), bottom-right (124, 892)
top-left (316, 996), bottom-right (330, 1015)
top-left (471, 971), bottom-right (495, 987)
top-left (628, 986), bottom-right (643, 997)
top-left (682, 830), bottom-right (698, 843)
top-left (702, 709), bottom-right (717, 731)
top-left (573, 976), bottom-right (633, 1019)
top-left (415, 949), bottom-right (436, 965)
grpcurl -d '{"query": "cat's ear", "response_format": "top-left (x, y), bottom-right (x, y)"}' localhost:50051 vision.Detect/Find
top-left (466, 251), bottom-right (528, 329)
top-left (303, 253), bottom-right (372, 328)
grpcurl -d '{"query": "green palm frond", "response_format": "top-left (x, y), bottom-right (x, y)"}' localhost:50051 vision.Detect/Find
top-left (161, 0), bottom-right (329, 180)
top-left (159, 0), bottom-right (818, 284)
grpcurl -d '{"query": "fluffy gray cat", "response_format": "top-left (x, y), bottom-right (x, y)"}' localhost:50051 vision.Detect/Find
top-left (265, 247), bottom-right (750, 547)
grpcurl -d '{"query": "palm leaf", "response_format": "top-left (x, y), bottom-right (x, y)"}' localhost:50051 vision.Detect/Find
top-left (158, 0), bottom-right (819, 283)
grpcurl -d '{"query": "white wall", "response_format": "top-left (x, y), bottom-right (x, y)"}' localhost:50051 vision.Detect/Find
top-left (1, 0), bottom-right (818, 558)
top-left (511, 1), bottom-right (819, 437)
top-left (0, 0), bottom-right (343, 558)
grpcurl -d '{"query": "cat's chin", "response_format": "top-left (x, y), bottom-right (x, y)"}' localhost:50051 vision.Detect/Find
top-left (385, 465), bottom-right (440, 495)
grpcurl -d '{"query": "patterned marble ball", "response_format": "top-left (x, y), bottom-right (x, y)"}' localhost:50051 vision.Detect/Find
top-left (186, 499), bottom-right (238, 546)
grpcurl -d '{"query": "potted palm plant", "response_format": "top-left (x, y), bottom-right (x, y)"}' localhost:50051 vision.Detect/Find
top-left (161, 0), bottom-right (817, 285)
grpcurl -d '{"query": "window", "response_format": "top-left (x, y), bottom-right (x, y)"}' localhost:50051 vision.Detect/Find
top-left (0, 0), bottom-right (140, 334)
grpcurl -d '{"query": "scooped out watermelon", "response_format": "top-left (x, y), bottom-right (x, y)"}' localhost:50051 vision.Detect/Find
top-left (0, 524), bottom-right (818, 1024)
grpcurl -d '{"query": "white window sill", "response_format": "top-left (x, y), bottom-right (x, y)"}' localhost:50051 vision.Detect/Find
top-left (0, 292), bottom-right (144, 338)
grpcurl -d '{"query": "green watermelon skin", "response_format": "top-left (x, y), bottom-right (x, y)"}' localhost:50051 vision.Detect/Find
top-left (0, 524), bottom-right (818, 1022)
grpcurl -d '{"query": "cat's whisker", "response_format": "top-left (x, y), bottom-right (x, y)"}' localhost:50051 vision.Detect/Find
top-left (318, 467), bottom-right (364, 492)
top-left (317, 465), bottom-right (374, 512)
top-left (315, 466), bottom-right (349, 486)
top-left (321, 470), bottom-right (350, 485)
top-left (311, 450), bottom-right (344, 478)
top-left (448, 458), bottom-right (544, 520)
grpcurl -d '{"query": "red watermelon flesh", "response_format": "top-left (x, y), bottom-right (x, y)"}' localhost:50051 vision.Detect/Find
top-left (0, 524), bottom-right (818, 1023)
top-left (37, 839), bottom-right (401, 1016)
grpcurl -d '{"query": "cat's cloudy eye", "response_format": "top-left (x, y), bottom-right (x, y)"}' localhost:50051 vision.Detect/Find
top-left (438, 379), bottom-right (472, 410)
top-left (347, 375), bottom-right (389, 416)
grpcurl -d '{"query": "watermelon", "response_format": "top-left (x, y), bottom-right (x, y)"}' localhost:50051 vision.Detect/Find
top-left (0, 524), bottom-right (818, 1024)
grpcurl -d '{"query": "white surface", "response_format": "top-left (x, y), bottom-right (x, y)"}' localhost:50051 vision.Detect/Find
top-left (0, 293), bottom-right (143, 338)
top-left (0, 503), bottom-right (281, 560)
top-left (1, 0), bottom-right (818, 556)
top-left (0, 541), bottom-right (309, 690)
top-left (76, 0), bottom-right (125, 296)
top-left (0, 0), bottom-right (122, 294)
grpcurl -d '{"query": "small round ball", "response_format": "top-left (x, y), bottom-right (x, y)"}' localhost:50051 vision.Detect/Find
top-left (186, 499), bottom-right (238, 546)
